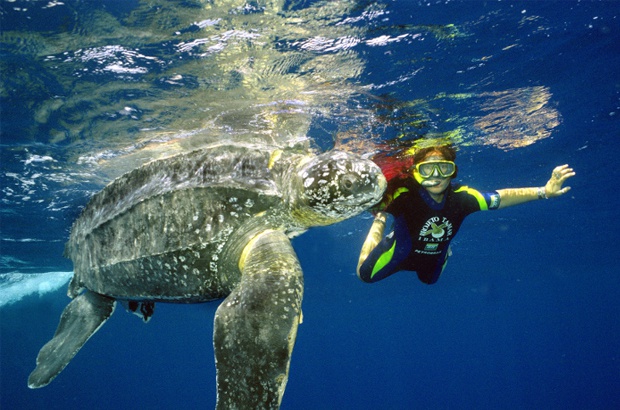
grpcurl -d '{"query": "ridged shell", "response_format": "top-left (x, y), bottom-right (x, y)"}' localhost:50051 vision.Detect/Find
top-left (66, 144), bottom-right (284, 300)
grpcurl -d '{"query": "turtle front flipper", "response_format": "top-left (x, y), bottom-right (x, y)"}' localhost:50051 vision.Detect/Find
top-left (213, 230), bottom-right (304, 410)
top-left (28, 290), bottom-right (116, 388)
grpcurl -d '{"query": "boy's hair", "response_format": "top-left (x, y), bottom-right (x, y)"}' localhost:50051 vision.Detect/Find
top-left (412, 145), bottom-right (457, 165)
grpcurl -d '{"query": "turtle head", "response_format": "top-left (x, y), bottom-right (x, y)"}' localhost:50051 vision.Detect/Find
top-left (290, 150), bottom-right (386, 226)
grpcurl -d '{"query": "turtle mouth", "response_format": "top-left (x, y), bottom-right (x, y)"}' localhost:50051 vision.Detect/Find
top-left (355, 176), bottom-right (386, 208)
top-left (330, 192), bottom-right (382, 216)
top-left (352, 192), bottom-right (383, 209)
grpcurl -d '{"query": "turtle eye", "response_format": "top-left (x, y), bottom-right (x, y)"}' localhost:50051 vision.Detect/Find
top-left (340, 174), bottom-right (357, 192)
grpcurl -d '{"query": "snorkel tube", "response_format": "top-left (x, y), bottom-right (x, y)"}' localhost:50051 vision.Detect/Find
top-left (421, 179), bottom-right (442, 187)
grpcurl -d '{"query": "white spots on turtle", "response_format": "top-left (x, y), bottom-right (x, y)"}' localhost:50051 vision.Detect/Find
top-left (210, 261), bottom-right (218, 272)
top-left (229, 197), bottom-right (238, 203)
top-left (205, 223), bottom-right (212, 232)
top-left (183, 265), bottom-right (189, 271)
top-left (230, 211), bottom-right (238, 218)
top-left (218, 214), bottom-right (224, 223)
top-left (215, 241), bottom-right (225, 253)
top-left (193, 213), bottom-right (199, 221)
top-left (220, 225), bottom-right (234, 239)
top-left (179, 255), bottom-right (186, 262)
top-left (244, 199), bottom-right (254, 208)
top-left (229, 201), bottom-right (244, 214)
top-left (165, 263), bottom-right (171, 270)
top-left (303, 177), bottom-right (314, 188)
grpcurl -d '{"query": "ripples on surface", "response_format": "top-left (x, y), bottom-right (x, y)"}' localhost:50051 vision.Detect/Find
top-left (2, 0), bottom-right (378, 163)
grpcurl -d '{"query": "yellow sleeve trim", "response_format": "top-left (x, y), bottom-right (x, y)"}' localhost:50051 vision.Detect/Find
top-left (392, 187), bottom-right (409, 201)
top-left (370, 239), bottom-right (397, 279)
top-left (377, 187), bottom-right (409, 210)
top-left (454, 186), bottom-right (488, 211)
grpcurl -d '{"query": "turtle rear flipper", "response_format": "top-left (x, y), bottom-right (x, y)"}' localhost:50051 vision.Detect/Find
top-left (28, 291), bottom-right (116, 388)
top-left (213, 230), bottom-right (303, 410)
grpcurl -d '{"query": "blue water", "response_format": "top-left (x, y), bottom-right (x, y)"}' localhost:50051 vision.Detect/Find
top-left (2, 1), bottom-right (619, 409)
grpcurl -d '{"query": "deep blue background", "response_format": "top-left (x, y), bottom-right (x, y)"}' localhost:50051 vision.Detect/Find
top-left (2, 1), bottom-right (619, 409)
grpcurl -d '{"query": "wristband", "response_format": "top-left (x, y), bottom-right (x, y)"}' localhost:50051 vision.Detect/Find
top-left (537, 187), bottom-right (548, 200)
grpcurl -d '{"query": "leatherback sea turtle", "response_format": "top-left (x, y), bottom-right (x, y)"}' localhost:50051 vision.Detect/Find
top-left (29, 143), bottom-right (386, 409)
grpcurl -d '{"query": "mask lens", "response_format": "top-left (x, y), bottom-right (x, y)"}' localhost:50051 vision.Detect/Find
top-left (418, 163), bottom-right (436, 178)
top-left (438, 162), bottom-right (455, 176)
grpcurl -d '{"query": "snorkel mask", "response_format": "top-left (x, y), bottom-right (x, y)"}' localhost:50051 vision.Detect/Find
top-left (412, 160), bottom-right (456, 187)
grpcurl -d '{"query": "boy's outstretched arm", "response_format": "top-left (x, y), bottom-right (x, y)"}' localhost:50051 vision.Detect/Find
top-left (497, 164), bottom-right (575, 209)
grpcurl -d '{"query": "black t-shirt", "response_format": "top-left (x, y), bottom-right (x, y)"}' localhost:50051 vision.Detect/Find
top-left (384, 180), bottom-right (500, 272)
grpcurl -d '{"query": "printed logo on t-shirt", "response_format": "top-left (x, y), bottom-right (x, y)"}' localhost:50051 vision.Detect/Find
top-left (419, 216), bottom-right (453, 242)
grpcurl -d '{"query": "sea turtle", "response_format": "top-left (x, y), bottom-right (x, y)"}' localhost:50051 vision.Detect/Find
top-left (28, 142), bottom-right (386, 409)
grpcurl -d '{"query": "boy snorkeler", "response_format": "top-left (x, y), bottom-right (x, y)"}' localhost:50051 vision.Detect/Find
top-left (357, 145), bottom-right (575, 284)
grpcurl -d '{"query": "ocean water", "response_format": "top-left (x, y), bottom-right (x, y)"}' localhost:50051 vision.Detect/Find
top-left (1, 1), bottom-right (619, 409)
